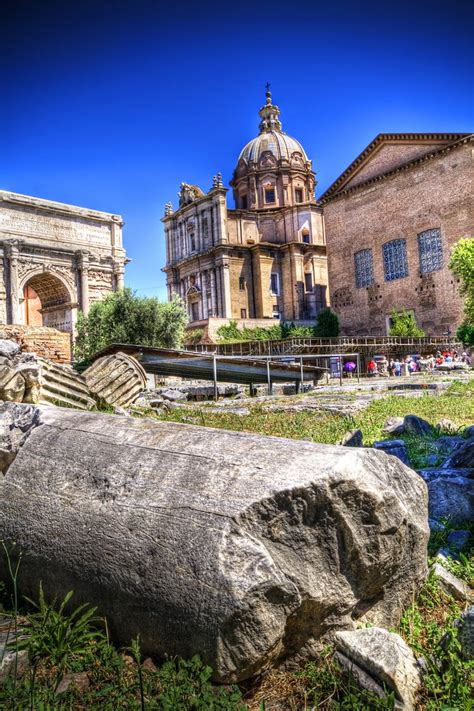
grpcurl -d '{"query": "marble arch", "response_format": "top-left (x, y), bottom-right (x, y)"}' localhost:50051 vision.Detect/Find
top-left (0, 190), bottom-right (127, 332)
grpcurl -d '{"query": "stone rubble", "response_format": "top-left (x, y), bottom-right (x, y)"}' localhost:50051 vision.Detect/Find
top-left (335, 627), bottom-right (421, 710)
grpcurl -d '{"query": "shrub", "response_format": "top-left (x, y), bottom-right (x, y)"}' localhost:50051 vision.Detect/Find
top-left (389, 308), bottom-right (425, 337)
top-left (75, 289), bottom-right (188, 360)
top-left (313, 308), bottom-right (340, 337)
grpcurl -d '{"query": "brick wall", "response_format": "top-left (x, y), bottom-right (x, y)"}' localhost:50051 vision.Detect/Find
top-left (0, 324), bottom-right (72, 363)
top-left (323, 141), bottom-right (473, 336)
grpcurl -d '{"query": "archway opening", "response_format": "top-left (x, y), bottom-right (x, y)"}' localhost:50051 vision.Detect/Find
top-left (22, 272), bottom-right (74, 332)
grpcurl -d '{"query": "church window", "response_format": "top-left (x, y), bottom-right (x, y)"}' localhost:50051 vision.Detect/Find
top-left (270, 272), bottom-right (280, 295)
top-left (190, 234), bottom-right (196, 252)
top-left (383, 239), bottom-right (408, 281)
top-left (354, 248), bottom-right (375, 288)
top-left (241, 195), bottom-right (248, 209)
top-left (418, 228), bottom-right (443, 274)
top-left (202, 217), bottom-right (208, 238)
top-left (265, 188), bottom-right (276, 204)
top-left (302, 231), bottom-right (310, 244)
top-left (239, 276), bottom-right (245, 290)
top-left (190, 302), bottom-right (200, 321)
top-left (295, 188), bottom-right (303, 203)
top-left (304, 273), bottom-right (313, 292)
top-left (240, 308), bottom-right (247, 319)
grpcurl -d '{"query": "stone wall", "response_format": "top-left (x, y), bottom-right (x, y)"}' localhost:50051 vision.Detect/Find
top-left (323, 140), bottom-right (472, 336)
top-left (0, 324), bottom-right (72, 363)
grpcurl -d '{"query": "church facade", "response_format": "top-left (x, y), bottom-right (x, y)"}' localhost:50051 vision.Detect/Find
top-left (0, 190), bottom-right (127, 333)
top-left (162, 88), bottom-right (328, 330)
top-left (320, 133), bottom-right (473, 336)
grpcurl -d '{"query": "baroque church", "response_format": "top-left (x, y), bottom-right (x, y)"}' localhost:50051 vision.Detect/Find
top-left (162, 87), bottom-right (328, 335)
top-left (163, 89), bottom-right (472, 337)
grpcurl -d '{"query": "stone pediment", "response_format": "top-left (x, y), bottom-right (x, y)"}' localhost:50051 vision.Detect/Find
top-left (320, 133), bottom-right (472, 201)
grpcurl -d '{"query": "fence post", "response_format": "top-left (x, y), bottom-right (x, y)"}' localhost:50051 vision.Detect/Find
top-left (266, 358), bottom-right (272, 395)
top-left (339, 355), bottom-right (343, 386)
top-left (213, 356), bottom-right (218, 401)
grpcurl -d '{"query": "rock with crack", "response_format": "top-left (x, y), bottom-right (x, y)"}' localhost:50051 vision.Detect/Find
top-left (334, 627), bottom-right (421, 710)
top-left (383, 416), bottom-right (405, 435)
top-left (0, 406), bottom-right (429, 683)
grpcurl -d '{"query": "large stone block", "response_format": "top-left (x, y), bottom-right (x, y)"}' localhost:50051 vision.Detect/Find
top-left (0, 406), bottom-right (429, 682)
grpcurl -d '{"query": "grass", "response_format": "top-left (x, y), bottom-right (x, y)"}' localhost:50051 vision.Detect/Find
top-left (150, 379), bottom-right (474, 462)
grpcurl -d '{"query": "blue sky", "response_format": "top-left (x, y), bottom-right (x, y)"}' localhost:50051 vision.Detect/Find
top-left (1, 0), bottom-right (472, 300)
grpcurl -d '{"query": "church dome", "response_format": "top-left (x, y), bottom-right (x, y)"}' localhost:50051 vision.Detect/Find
top-left (236, 86), bottom-right (309, 166)
top-left (239, 131), bottom-right (308, 163)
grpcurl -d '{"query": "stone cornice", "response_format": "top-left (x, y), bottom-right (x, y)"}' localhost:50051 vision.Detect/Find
top-left (319, 133), bottom-right (474, 205)
top-left (0, 190), bottom-right (124, 225)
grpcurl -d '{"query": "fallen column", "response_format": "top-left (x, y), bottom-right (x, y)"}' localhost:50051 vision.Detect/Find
top-left (0, 405), bottom-right (429, 682)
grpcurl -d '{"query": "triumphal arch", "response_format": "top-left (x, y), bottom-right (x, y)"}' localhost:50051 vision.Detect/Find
top-left (0, 190), bottom-right (127, 333)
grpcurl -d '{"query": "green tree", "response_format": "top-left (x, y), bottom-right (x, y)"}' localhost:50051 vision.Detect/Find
top-left (388, 308), bottom-right (425, 337)
top-left (449, 237), bottom-right (474, 344)
top-left (75, 289), bottom-right (188, 361)
top-left (313, 308), bottom-right (340, 337)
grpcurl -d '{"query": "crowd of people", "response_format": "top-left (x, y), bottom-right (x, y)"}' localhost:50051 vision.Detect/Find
top-left (341, 350), bottom-right (472, 378)
top-left (365, 350), bottom-right (471, 377)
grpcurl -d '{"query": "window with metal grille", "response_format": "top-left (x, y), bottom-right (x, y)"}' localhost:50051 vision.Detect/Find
top-left (418, 228), bottom-right (443, 274)
top-left (354, 248), bottom-right (375, 288)
top-left (383, 239), bottom-right (408, 281)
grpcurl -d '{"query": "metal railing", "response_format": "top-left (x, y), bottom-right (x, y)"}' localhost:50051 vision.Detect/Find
top-left (188, 336), bottom-right (461, 358)
top-left (208, 352), bottom-right (360, 399)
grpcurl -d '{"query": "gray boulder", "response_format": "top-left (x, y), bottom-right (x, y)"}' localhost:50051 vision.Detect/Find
top-left (435, 436), bottom-right (466, 456)
top-left (335, 627), bottom-right (421, 710)
top-left (403, 415), bottom-right (432, 437)
top-left (373, 440), bottom-right (410, 467)
top-left (0, 403), bottom-right (40, 473)
top-left (431, 563), bottom-right (472, 602)
top-left (340, 429), bottom-right (363, 447)
top-left (464, 425), bottom-right (474, 439)
top-left (436, 418), bottom-right (459, 434)
top-left (417, 468), bottom-right (473, 483)
top-left (457, 606), bottom-right (474, 660)
top-left (428, 477), bottom-right (474, 525)
top-left (0, 339), bottom-right (20, 359)
top-left (0, 406), bottom-right (429, 683)
top-left (443, 437), bottom-right (474, 469)
top-left (160, 389), bottom-right (188, 402)
top-left (446, 529), bottom-right (471, 552)
top-left (383, 416), bottom-right (405, 435)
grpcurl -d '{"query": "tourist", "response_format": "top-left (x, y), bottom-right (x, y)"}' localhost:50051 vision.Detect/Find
top-left (367, 358), bottom-right (377, 377)
top-left (394, 359), bottom-right (401, 376)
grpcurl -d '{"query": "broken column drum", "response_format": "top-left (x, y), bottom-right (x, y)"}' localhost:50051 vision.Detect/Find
top-left (0, 406), bottom-right (429, 682)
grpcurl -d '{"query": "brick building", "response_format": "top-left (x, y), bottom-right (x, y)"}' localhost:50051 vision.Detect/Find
top-left (320, 133), bottom-right (473, 336)
top-left (162, 88), bottom-right (328, 331)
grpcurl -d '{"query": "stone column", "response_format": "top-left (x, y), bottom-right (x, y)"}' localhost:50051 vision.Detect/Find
top-left (221, 262), bottom-right (232, 318)
top-left (215, 267), bottom-right (222, 317)
top-left (202, 272), bottom-right (208, 320)
top-left (76, 251), bottom-right (90, 315)
top-left (5, 241), bottom-right (20, 324)
top-left (209, 269), bottom-right (217, 317)
top-left (113, 260), bottom-right (125, 291)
